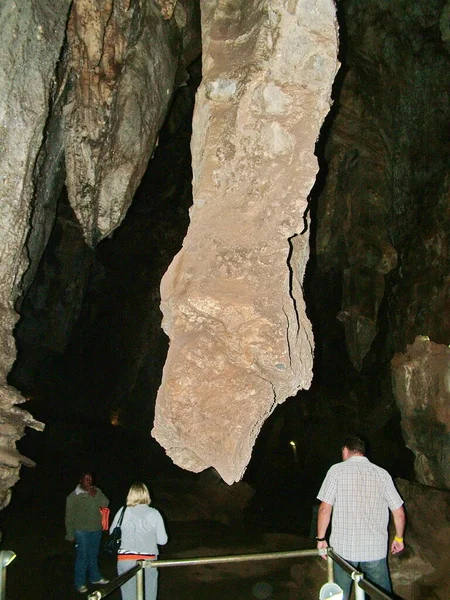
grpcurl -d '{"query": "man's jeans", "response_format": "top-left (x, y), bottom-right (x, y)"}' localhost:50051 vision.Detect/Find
top-left (334, 557), bottom-right (392, 599)
top-left (74, 530), bottom-right (103, 589)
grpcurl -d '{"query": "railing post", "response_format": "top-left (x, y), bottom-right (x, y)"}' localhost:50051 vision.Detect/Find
top-left (326, 550), bottom-right (334, 583)
top-left (136, 563), bottom-right (144, 600)
top-left (353, 571), bottom-right (365, 600)
top-left (0, 551), bottom-right (16, 600)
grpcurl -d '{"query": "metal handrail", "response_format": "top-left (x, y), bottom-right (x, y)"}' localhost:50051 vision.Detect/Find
top-left (143, 547), bottom-right (321, 568)
top-left (327, 549), bottom-right (394, 600)
top-left (88, 564), bottom-right (141, 600)
top-left (88, 548), bottom-right (320, 599)
top-left (88, 546), bottom-right (397, 600)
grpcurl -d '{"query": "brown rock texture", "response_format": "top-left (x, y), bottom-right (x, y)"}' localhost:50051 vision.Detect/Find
top-left (0, 385), bottom-right (44, 509)
top-left (0, 0), bottom-right (71, 379)
top-left (64, 0), bottom-right (200, 245)
top-left (0, 0), bottom-right (201, 508)
top-left (316, 0), bottom-right (450, 371)
top-left (0, 0), bottom-right (69, 507)
top-left (152, 0), bottom-right (339, 483)
top-left (392, 479), bottom-right (450, 600)
top-left (392, 336), bottom-right (450, 489)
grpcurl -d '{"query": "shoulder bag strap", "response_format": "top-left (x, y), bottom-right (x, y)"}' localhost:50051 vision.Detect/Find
top-left (118, 506), bottom-right (126, 526)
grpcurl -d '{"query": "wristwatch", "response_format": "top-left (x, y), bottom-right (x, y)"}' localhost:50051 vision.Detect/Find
top-left (316, 537), bottom-right (326, 542)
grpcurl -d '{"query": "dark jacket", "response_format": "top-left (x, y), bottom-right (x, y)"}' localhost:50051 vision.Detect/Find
top-left (65, 486), bottom-right (109, 541)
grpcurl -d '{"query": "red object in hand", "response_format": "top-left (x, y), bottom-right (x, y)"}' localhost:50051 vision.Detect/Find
top-left (100, 507), bottom-right (110, 530)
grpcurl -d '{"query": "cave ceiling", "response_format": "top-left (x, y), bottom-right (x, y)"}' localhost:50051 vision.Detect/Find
top-left (0, 0), bottom-right (449, 505)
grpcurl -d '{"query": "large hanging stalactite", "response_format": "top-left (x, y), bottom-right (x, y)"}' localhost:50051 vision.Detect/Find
top-left (152, 0), bottom-right (339, 484)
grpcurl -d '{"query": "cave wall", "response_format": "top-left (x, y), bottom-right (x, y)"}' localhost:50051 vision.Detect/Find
top-left (0, 0), bottom-right (448, 523)
top-left (316, 0), bottom-right (450, 367)
top-left (305, 0), bottom-right (450, 480)
top-left (392, 336), bottom-right (450, 490)
top-left (0, 0), bottom-right (200, 508)
top-left (0, 0), bottom-right (71, 509)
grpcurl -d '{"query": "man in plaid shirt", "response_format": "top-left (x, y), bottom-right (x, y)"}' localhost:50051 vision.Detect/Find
top-left (316, 435), bottom-right (405, 599)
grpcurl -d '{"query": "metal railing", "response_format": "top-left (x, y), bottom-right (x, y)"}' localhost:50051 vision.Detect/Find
top-left (0, 544), bottom-right (398, 599)
top-left (327, 549), bottom-right (394, 600)
top-left (87, 548), bottom-right (319, 600)
top-left (0, 548), bottom-right (393, 600)
top-left (0, 550), bottom-right (16, 600)
top-left (86, 546), bottom-right (396, 600)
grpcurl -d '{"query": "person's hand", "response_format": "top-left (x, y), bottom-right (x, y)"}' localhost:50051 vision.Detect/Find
top-left (317, 540), bottom-right (328, 560)
top-left (391, 539), bottom-right (404, 554)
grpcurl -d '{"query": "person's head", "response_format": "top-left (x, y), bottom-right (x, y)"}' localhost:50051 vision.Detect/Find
top-left (342, 435), bottom-right (366, 460)
top-left (79, 472), bottom-right (94, 490)
top-left (126, 482), bottom-right (151, 507)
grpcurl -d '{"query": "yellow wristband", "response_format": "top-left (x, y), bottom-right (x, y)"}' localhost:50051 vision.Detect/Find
top-left (394, 536), bottom-right (403, 543)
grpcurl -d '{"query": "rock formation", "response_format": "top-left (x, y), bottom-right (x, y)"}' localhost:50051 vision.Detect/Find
top-left (307, 0), bottom-right (450, 492)
top-left (0, 0), bottom-right (199, 507)
top-left (64, 0), bottom-right (200, 246)
top-left (392, 336), bottom-right (450, 489)
top-left (392, 479), bottom-right (450, 600)
top-left (316, 0), bottom-right (450, 372)
top-left (0, 1), bottom-right (449, 596)
top-left (0, 0), bottom-right (69, 508)
top-left (152, 0), bottom-right (339, 484)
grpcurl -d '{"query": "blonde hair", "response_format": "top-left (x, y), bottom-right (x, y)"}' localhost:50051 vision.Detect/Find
top-left (126, 482), bottom-right (151, 507)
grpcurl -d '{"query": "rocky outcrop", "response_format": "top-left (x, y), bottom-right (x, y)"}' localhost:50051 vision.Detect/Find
top-left (0, 0), bottom-right (201, 507)
top-left (0, 0), bottom-right (71, 378)
top-left (152, 0), bottom-right (339, 484)
top-left (392, 336), bottom-right (450, 490)
top-left (0, 385), bottom-right (44, 509)
top-left (391, 479), bottom-right (450, 600)
top-left (316, 0), bottom-right (450, 370)
top-left (64, 0), bottom-right (201, 245)
top-left (0, 0), bottom-right (69, 507)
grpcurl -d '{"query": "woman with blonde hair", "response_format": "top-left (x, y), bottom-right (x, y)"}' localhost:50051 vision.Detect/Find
top-left (110, 482), bottom-right (167, 600)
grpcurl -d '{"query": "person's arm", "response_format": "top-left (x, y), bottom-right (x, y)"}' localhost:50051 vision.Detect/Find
top-left (155, 512), bottom-right (168, 546)
top-left (390, 505), bottom-right (406, 554)
top-left (317, 501), bottom-right (332, 558)
top-left (97, 488), bottom-right (109, 508)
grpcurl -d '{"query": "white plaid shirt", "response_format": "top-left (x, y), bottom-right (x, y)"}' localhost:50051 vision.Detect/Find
top-left (317, 456), bottom-right (404, 561)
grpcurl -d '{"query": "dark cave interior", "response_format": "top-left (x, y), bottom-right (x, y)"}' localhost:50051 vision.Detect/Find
top-left (3, 2), bottom-right (450, 599)
top-left (6, 45), bottom-right (415, 539)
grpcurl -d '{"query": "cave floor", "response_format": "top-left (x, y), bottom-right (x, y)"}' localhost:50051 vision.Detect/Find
top-left (0, 420), bottom-right (325, 600)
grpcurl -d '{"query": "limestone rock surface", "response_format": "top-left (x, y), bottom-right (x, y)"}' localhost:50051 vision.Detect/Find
top-left (0, 384), bottom-right (44, 509)
top-left (391, 479), bottom-right (450, 600)
top-left (152, 0), bottom-right (339, 483)
top-left (392, 336), bottom-right (450, 490)
top-left (0, 0), bottom-right (70, 507)
top-left (316, 0), bottom-right (450, 371)
top-left (0, 0), bottom-right (71, 379)
top-left (64, 0), bottom-right (201, 246)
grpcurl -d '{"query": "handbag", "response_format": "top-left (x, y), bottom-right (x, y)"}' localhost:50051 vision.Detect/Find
top-left (103, 506), bottom-right (126, 554)
top-left (100, 507), bottom-right (110, 530)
